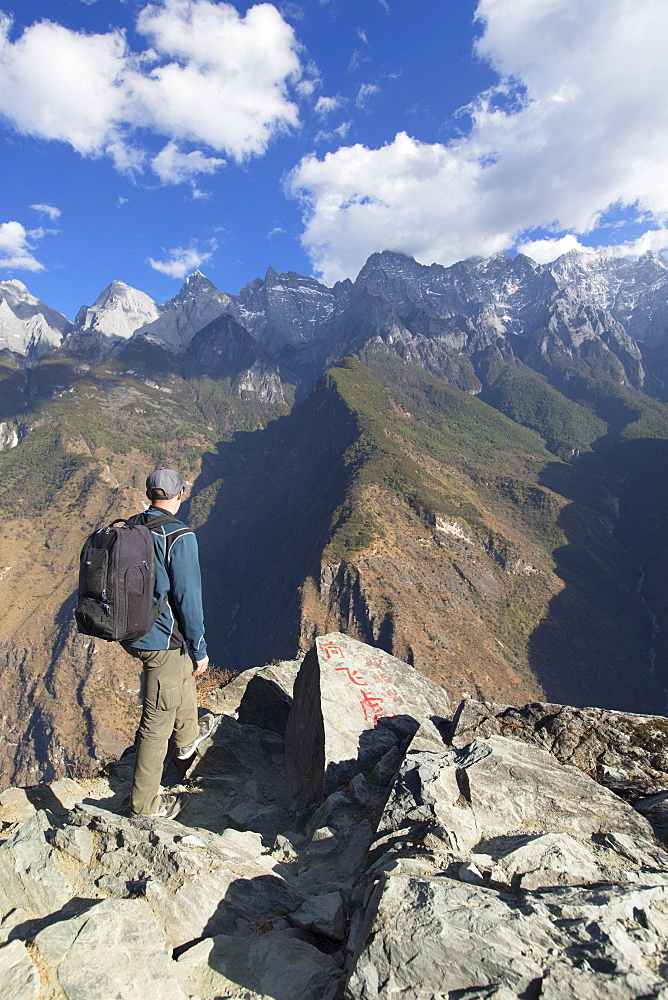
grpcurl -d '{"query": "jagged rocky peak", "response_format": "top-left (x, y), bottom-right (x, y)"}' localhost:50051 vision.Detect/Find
top-left (73, 280), bottom-right (161, 342)
top-left (185, 311), bottom-right (285, 404)
top-left (236, 264), bottom-right (351, 352)
top-left (354, 250), bottom-right (423, 307)
top-left (547, 248), bottom-right (668, 346)
top-left (135, 270), bottom-right (235, 354)
top-left (0, 279), bottom-right (71, 357)
top-left (174, 268), bottom-right (218, 300)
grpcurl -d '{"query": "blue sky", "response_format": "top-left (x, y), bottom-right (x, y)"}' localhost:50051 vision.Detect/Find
top-left (1, 0), bottom-right (667, 320)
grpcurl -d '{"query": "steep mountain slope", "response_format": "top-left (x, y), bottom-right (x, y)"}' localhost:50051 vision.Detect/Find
top-left (190, 353), bottom-right (666, 713)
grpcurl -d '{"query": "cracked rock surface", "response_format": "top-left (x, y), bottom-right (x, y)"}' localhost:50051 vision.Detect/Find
top-left (1, 637), bottom-right (668, 999)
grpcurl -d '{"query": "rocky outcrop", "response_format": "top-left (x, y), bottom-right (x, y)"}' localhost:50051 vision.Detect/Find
top-left (1, 636), bottom-right (668, 999)
top-left (450, 698), bottom-right (668, 841)
top-left (285, 633), bottom-right (451, 810)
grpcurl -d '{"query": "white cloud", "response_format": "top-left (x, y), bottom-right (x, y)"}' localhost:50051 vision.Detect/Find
top-left (517, 234), bottom-right (595, 263)
top-left (151, 141), bottom-right (225, 184)
top-left (289, 0), bottom-right (668, 282)
top-left (147, 241), bottom-right (216, 279)
top-left (519, 228), bottom-right (668, 265)
top-left (314, 120), bottom-right (351, 143)
top-left (279, 4), bottom-right (305, 21)
top-left (314, 95), bottom-right (341, 116)
top-left (30, 203), bottom-right (61, 220)
top-left (355, 82), bottom-right (378, 108)
top-left (294, 60), bottom-right (321, 99)
top-left (0, 220), bottom-right (44, 271)
top-left (0, 1), bottom-right (303, 173)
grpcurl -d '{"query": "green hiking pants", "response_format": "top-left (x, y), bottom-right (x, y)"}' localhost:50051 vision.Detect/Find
top-left (124, 645), bottom-right (199, 816)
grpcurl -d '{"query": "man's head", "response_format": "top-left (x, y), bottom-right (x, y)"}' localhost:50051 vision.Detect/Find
top-left (146, 468), bottom-right (187, 511)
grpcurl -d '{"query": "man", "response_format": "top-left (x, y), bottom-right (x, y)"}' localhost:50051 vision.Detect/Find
top-left (123, 467), bottom-right (214, 820)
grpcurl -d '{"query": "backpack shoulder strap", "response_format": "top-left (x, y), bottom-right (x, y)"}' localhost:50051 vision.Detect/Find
top-left (128, 512), bottom-right (184, 532)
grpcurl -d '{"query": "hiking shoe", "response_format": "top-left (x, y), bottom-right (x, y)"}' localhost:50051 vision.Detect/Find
top-left (176, 713), bottom-right (216, 760)
top-left (132, 791), bottom-right (188, 821)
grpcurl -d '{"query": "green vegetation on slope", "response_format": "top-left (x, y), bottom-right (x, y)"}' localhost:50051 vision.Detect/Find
top-left (479, 360), bottom-right (607, 457)
top-left (323, 354), bottom-right (558, 560)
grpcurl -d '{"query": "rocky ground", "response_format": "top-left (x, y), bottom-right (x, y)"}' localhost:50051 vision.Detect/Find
top-left (1, 633), bottom-right (668, 999)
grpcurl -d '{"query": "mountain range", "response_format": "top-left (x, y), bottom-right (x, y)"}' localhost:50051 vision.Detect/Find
top-left (0, 248), bottom-right (667, 789)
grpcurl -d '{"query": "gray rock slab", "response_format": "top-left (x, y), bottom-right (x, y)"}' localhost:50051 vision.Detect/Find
top-left (0, 907), bottom-right (30, 944)
top-left (0, 779), bottom-right (87, 826)
top-left (34, 897), bottom-right (186, 1000)
top-left (289, 891), bottom-right (346, 940)
top-left (0, 939), bottom-right (40, 999)
top-left (175, 928), bottom-right (342, 1000)
top-left (145, 863), bottom-right (306, 948)
top-left (47, 778), bottom-right (86, 810)
top-left (450, 699), bottom-right (668, 836)
top-left (53, 825), bottom-right (95, 865)
top-left (371, 721), bottom-right (485, 858)
top-left (237, 669), bottom-right (295, 735)
top-left (206, 662), bottom-right (299, 718)
top-left (0, 788), bottom-right (36, 825)
top-left (603, 831), bottom-right (668, 871)
top-left (0, 810), bottom-right (73, 918)
top-left (370, 724), bottom-right (654, 879)
top-left (285, 633), bottom-right (451, 811)
top-left (469, 735), bottom-right (654, 841)
top-left (344, 874), bottom-right (668, 999)
top-left (492, 832), bottom-right (603, 889)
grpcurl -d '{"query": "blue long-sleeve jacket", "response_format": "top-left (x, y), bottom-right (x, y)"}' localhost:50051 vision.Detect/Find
top-left (126, 507), bottom-right (207, 661)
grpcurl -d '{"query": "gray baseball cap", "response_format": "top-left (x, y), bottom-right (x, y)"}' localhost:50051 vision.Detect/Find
top-left (146, 468), bottom-right (186, 499)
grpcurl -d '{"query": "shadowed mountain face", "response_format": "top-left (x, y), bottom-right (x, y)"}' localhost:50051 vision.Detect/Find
top-left (190, 355), bottom-right (666, 713)
top-left (0, 249), bottom-right (667, 787)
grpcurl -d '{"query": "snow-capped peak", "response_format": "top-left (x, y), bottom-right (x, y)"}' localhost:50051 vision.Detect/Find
top-left (74, 281), bottom-right (161, 341)
top-left (0, 279), bottom-right (71, 358)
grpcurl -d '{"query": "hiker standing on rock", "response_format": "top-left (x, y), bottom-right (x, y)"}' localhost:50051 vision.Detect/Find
top-left (122, 468), bottom-right (214, 820)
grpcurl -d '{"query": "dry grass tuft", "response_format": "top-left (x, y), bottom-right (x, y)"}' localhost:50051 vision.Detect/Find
top-left (196, 664), bottom-right (235, 706)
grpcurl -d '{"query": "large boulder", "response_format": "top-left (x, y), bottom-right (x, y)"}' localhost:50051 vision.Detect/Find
top-left (0, 939), bottom-right (40, 1000)
top-left (345, 875), bottom-right (668, 999)
top-left (0, 810), bottom-right (73, 918)
top-left (450, 699), bottom-right (668, 842)
top-left (175, 928), bottom-right (342, 1000)
top-left (370, 721), bottom-right (653, 872)
top-left (34, 898), bottom-right (186, 1000)
top-left (284, 634), bottom-right (450, 810)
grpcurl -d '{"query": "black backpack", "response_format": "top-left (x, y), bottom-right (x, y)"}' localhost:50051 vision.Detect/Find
top-left (75, 513), bottom-right (181, 642)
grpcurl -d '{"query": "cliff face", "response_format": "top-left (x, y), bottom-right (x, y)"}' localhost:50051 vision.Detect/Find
top-left (1, 635), bottom-right (668, 1000)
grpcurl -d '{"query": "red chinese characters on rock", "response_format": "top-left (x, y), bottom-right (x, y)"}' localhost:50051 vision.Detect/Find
top-left (323, 641), bottom-right (345, 659)
top-left (331, 655), bottom-right (396, 726)
top-left (359, 689), bottom-right (386, 725)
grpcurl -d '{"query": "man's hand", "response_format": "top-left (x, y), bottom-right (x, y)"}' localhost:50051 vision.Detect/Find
top-left (193, 655), bottom-right (209, 676)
